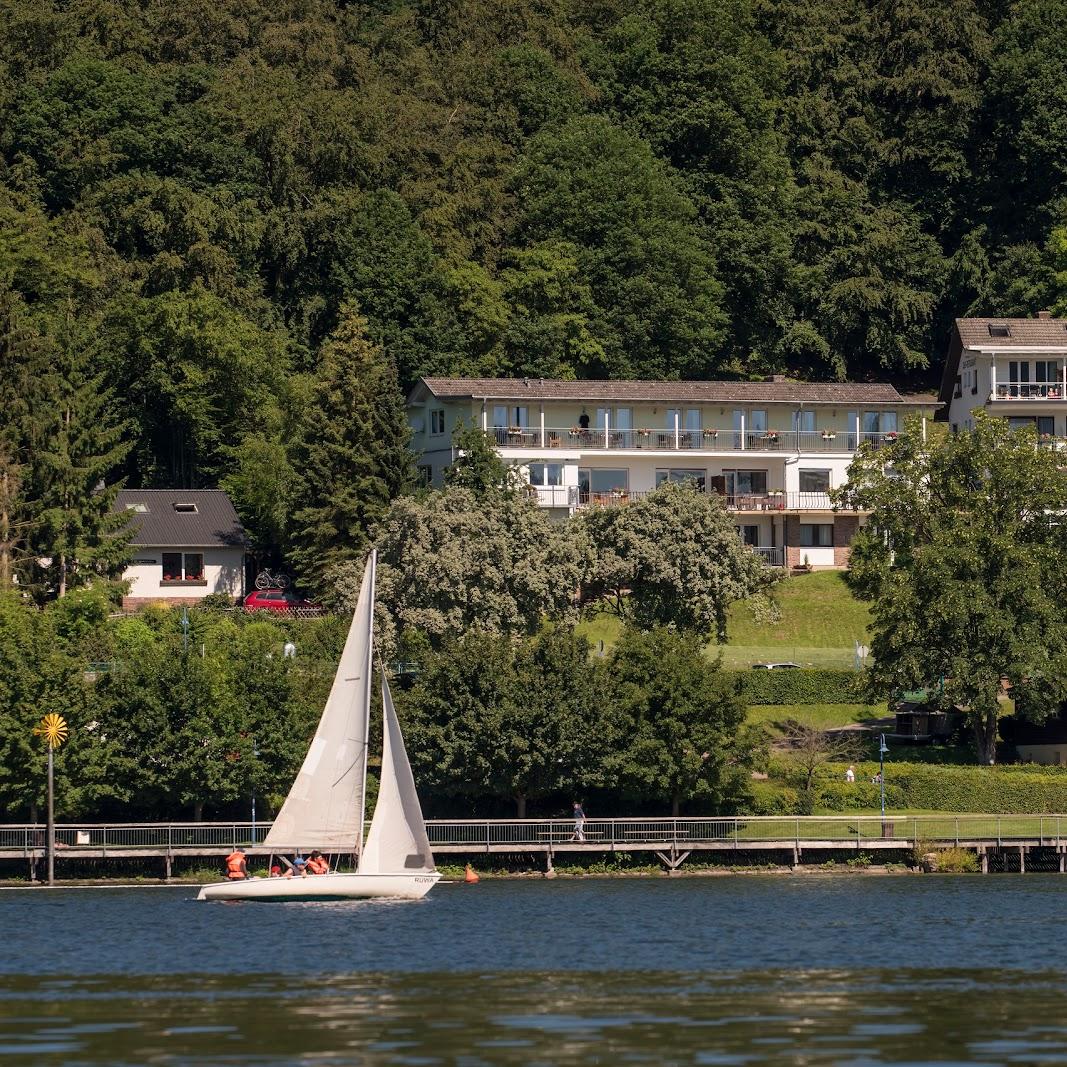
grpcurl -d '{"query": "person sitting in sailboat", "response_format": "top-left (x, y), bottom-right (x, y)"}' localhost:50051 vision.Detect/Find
top-left (305, 850), bottom-right (329, 875)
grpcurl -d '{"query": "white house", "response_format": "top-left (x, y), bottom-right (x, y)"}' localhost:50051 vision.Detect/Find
top-left (407, 377), bottom-right (938, 569)
top-left (115, 489), bottom-right (247, 609)
top-left (940, 312), bottom-right (1067, 440)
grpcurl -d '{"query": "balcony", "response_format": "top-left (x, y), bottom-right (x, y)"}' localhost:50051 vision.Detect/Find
top-left (493, 427), bottom-right (897, 453)
top-left (749, 546), bottom-right (785, 567)
top-left (993, 383), bottom-right (1066, 401)
top-left (559, 489), bottom-right (844, 512)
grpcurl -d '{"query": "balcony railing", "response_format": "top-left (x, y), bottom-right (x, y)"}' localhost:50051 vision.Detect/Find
top-left (993, 383), bottom-right (1066, 401)
top-left (492, 427), bottom-right (898, 453)
top-left (749, 545), bottom-right (785, 567)
top-left (566, 490), bottom-right (846, 512)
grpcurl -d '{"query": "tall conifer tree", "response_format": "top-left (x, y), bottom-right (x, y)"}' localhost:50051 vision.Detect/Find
top-left (287, 305), bottom-right (413, 596)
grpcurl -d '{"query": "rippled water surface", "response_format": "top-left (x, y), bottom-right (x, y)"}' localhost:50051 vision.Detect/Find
top-left (3, 875), bottom-right (1067, 1064)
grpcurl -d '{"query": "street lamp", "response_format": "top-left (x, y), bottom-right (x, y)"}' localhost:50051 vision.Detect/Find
top-left (33, 714), bottom-right (68, 886)
top-left (879, 733), bottom-right (889, 820)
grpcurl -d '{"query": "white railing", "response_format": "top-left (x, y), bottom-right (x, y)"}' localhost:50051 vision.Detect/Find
top-left (994, 383), bottom-right (1066, 401)
top-left (4, 816), bottom-right (1066, 852)
top-left (492, 427), bottom-right (899, 453)
top-left (749, 546), bottom-right (785, 567)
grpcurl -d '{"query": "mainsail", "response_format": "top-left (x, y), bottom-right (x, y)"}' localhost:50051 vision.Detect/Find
top-left (359, 672), bottom-right (435, 874)
top-left (263, 554), bottom-right (375, 851)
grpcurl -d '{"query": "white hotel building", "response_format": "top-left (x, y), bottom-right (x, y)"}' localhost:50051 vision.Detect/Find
top-left (408, 377), bottom-right (937, 569)
top-left (940, 313), bottom-right (1067, 439)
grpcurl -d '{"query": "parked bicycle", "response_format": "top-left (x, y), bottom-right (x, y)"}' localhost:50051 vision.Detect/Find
top-left (254, 568), bottom-right (290, 591)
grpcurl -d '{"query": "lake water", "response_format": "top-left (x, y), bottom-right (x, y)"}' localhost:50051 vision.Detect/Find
top-left (3, 875), bottom-right (1067, 1064)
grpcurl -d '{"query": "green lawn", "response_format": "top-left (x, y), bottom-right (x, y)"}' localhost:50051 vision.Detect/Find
top-left (748, 703), bottom-right (888, 732)
top-left (577, 573), bottom-right (871, 669)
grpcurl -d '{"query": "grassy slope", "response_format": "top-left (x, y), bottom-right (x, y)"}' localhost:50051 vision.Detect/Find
top-left (578, 572), bottom-right (872, 669)
top-left (748, 703), bottom-right (888, 732)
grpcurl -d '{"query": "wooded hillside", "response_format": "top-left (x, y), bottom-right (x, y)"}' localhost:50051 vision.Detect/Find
top-left (4, 0), bottom-right (1067, 573)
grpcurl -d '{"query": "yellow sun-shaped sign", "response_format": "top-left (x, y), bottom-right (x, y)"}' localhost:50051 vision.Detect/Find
top-left (33, 713), bottom-right (68, 749)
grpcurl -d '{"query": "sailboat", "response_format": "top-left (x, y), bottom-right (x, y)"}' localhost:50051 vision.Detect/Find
top-left (197, 552), bottom-right (440, 901)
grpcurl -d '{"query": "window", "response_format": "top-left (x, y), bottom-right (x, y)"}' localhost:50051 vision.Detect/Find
top-left (578, 468), bottom-right (629, 495)
top-left (1036, 361), bottom-right (1060, 383)
top-left (736, 525), bottom-right (760, 546)
top-left (724, 470), bottom-right (768, 495)
top-left (749, 410), bottom-right (767, 434)
top-left (655, 469), bottom-right (706, 490)
top-left (528, 463), bottom-right (562, 487)
top-left (430, 410), bottom-right (446, 435)
top-left (416, 465), bottom-right (432, 487)
top-left (799, 469), bottom-right (831, 493)
top-left (988, 324), bottom-right (1012, 338)
top-left (162, 552), bottom-right (205, 582)
top-left (793, 410), bottom-right (815, 432)
top-left (172, 502), bottom-right (198, 513)
top-left (799, 524), bottom-right (833, 547)
top-left (127, 502), bottom-right (149, 513)
top-left (492, 406), bottom-right (528, 429)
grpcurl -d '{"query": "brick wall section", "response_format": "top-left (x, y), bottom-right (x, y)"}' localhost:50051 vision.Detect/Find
top-left (784, 516), bottom-right (802, 569)
top-left (833, 515), bottom-right (861, 567)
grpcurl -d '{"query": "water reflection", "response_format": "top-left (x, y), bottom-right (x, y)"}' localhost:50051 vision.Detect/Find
top-left (3, 970), bottom-right (1067, 1064)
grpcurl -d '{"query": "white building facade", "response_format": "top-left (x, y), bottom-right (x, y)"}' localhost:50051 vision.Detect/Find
top-left (408, 377), bottom-right (936, 569)
top-left (940, 313), bottom-right (1067, 440)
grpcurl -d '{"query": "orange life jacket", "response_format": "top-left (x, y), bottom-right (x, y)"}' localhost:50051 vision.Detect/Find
top-left (225, 852), bottom-right (246, 879)
top-left (306, 856), bottom-right (329, 875)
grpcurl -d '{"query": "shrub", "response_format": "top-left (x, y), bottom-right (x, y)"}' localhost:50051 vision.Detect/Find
top-left (816, 781), bottom-right (905, 811)
top-left (936, 847), bottom-right (979, 873)
top-left (747, 781), bottom-right (799, 815)
top-left (727, 669), bottom-right (867, 705)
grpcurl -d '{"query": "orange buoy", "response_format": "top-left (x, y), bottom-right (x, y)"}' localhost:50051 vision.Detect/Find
top-left (464, 863), bottom-right (480, 884)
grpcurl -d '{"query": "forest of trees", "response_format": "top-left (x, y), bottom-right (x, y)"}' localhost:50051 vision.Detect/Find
top-left (5, 0), bottom-right (1067, 581)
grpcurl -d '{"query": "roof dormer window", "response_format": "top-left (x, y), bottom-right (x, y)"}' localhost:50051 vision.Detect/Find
top-left (988, 324), bottom-right (1012, 338)
top-left (172, 502), bottom-right (198, 514)
top-left (127, 503), bottom-right (149, 513)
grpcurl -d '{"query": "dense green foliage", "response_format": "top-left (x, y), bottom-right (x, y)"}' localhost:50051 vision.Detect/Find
top-left (5, 0), bottom-right (1067, 582)
top-left (727, 668), bottom-right (864, 705)
top-left (839, 414), bottom-right (1067, 762)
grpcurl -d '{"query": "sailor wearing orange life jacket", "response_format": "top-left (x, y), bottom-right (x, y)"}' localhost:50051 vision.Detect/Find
top-left (305, 850), bottom-right (329, 875)
top-left (225, 848), bottom-right (247, 880)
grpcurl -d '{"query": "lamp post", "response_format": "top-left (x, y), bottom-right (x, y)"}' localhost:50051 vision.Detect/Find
top-left (180, 606), bottom-right (190, 655)
top-left (33, 714), bottom-right (68, 886)
top-left (879, 733), bottom-right (889, 821)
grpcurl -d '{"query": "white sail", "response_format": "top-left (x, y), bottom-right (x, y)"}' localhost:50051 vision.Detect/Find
top-left (359, 672), bottom-right (435, 874)
top-left (263, 554), bottom-right (375, 852)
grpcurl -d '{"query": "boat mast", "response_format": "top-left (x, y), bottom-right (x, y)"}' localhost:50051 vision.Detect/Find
top-left (356, 549), bottom-right (377, 862)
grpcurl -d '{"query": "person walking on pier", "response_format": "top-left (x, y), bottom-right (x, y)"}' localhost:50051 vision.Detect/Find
top-left (571, 801), bottom-right (586, 842)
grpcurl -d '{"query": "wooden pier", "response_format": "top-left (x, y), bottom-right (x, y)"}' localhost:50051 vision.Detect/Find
top-left (3, 816), bottom-right (1067, 880)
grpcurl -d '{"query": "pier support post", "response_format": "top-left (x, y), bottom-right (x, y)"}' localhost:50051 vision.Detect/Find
top-left (1019, 846), bottom-right (1026, 874)
top-left (655, 850), bottom-right (691, 875)
top-left (979, 848), bottom-right (988, 874)
top-left (1060, 850), bottom-right (1065, 874)
top-left (164, 854), bottom-right (172, 882)
top-left (544, 850), bottom-right (556, 879)
top-left (792, 846), bottom-right (800, 870)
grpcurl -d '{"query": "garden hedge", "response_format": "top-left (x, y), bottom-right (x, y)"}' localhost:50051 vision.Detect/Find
top-left (726, 668), bottom-right (866, 705)
top-left (823, 762), bottom-right (1067, 814)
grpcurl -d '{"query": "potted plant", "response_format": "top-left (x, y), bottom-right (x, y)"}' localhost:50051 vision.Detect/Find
top-left (821, 430), bottom-right (836, 440)
top-left (702, 428), bottom-right (718, 439)
top-left (569, 426), bottom-right (582, 437)
top-left (797, 553), bottom-right (813, 573)
top-left (885, 431), bottom-right (898, 441)
top-left (763, 430), bottom-right (780, 442)
top-left (637, 428), bottom-right (652, 437)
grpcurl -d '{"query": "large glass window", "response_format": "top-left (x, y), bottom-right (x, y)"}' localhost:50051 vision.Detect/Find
top-left (724, 470), bottom-right (768, 495)
top-left (161, 552), bottom-right (204, 582)
top-left (493, 405), bottom-right (527, 428)
top-left (528, 463), bottom-right (562, 487)
top-left (736, 525), bottom-right (760, 546)
top-left (655, 469), bottom-right (706, 490)
top-left (793, 410), bottom-right (815, 432)
top-left (579, 468), bottom-right (629, 494)
top-left (749, 410), bottom-right (767, 433)
top-left (162, 553), bottom-right (183, 582)
top-left (799, 469), bottom-right (831, 493)
top-left (799, 524), bottom-right (833, 547)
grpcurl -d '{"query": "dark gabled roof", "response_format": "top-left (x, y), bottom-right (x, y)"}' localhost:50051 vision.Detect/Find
top-left (115, 489), bottom-right (246, 548)
top-left (413, 377), bottom-right (933, 406)
top-left (940, 315), bottom-right (1067, 406)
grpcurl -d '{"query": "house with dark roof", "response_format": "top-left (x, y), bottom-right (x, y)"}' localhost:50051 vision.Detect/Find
top-left (407, 376), bottom-right (938, 570)
top-left (940, 312), bottom-right (1067, 439)
top-left (115, 489), bottom-right (247, 609)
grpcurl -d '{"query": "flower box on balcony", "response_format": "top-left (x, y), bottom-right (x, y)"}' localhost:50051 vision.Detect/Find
top-left (702, 429), bottom-right (718, 439)
top-left (569, 427), bottom-right (582, 437)
top-left (821, 432), bottom-right (836, 440)
top-left (885, 432), bottom-right (899, 441)
top-left (637, 429), bottom-right (652, 437)
top-left (763, 431), bottom-right (780, 442)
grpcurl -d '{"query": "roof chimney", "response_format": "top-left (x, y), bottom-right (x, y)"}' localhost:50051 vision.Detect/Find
top-left (1038, 310), bottom-right (1052, 320)
top-left (765, 374), bottom-right (788, 383)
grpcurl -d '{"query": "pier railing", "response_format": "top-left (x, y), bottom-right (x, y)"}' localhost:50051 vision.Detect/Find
top-left (3, 815), bottom-right (1067, 854)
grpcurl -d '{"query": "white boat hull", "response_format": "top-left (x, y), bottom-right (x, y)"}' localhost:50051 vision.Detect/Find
top-left (197, 871), bottom-right (441, 902)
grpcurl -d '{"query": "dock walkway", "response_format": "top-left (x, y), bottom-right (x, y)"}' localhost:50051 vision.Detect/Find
top-left (2, 816), bottom-right (1065, 878)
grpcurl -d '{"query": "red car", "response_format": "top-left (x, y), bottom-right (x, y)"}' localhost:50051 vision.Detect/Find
top-left (243, 589), bottom-right (321, 613)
